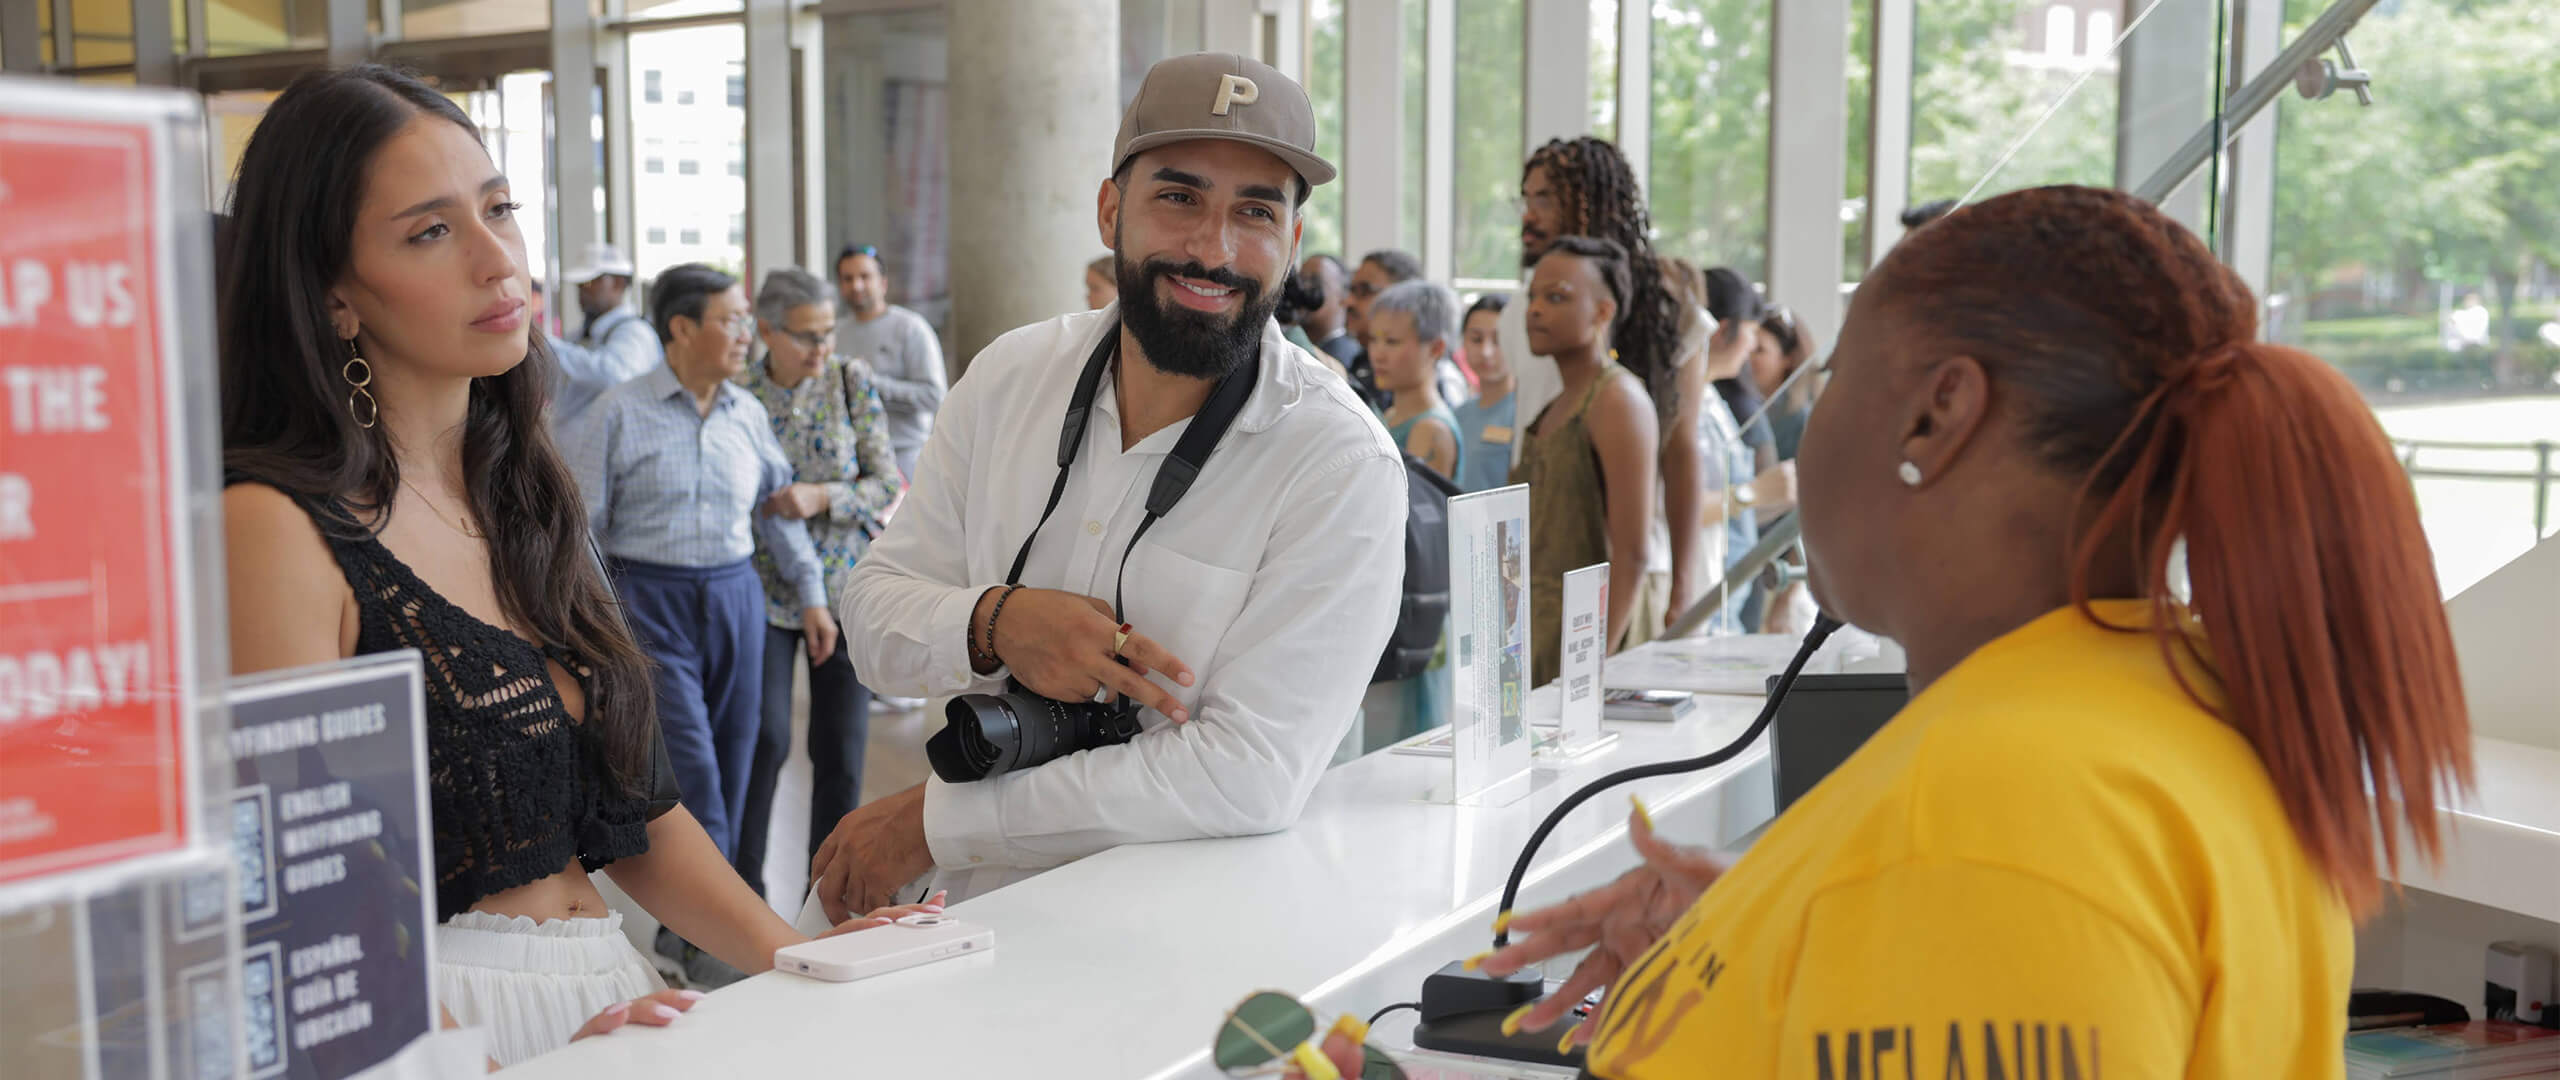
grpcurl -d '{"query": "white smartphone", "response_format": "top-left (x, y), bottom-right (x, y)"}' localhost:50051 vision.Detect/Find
top-left (772, 913), bottom-right (994, 982)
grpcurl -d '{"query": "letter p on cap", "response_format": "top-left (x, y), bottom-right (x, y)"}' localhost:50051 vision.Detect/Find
top-left (1211, 74), bottom-right (1260, 116)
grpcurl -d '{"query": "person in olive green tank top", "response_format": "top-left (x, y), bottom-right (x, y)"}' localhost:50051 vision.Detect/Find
top-left (1513, 238), bottom-right (1663, 686)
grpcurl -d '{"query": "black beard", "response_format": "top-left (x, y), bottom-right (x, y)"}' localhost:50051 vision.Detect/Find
top-left (1116, 255), bottom-right (1276, 380)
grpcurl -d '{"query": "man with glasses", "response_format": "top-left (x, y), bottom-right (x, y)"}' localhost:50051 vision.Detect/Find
top-left (834, 243), bottom-right (948, 487)
top-left (724, 268), bottom-right (906, 967)
top-left (566, 265), bottom-right (840, 982)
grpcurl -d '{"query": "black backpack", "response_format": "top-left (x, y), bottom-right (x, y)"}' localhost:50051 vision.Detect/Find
top-left (1372, 454), bottom-right (1462, 683)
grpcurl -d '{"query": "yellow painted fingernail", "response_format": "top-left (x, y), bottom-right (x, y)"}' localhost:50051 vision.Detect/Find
top-left (1290, 1042), bottom-right (1341, 1080)
top-left (1328, 1013), bottom-right (1371, 1046)
top-left (1461, 950), bottom-right (1492, 971)
top-left (1491, 909), bottom-right (1514, 935)
top-left (1630, 794), bottom-right (1655, 831)
top-left (1500, 1003), bottom-right (1536, 1037)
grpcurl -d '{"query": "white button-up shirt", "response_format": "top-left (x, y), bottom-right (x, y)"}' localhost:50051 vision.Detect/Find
top-left (842, 307), bottom-right (1408, 899)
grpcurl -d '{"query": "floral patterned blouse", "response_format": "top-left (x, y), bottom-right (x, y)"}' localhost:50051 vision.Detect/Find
top-left (734, 354), bottom-right (907, 631)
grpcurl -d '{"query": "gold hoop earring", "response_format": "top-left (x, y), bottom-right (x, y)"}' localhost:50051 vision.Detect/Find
top-left (342, 344), bottom-right (379, 429)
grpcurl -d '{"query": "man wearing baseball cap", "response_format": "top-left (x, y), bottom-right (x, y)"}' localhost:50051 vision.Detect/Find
top-left (548, 241), bottom-right (662, 430)
top-left (804, 53), bottom-right (1408, 921)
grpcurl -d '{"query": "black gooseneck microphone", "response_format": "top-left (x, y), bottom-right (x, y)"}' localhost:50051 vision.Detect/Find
top-left (1490, 613), bottom-right (1842, 947)
top-left (1407, 614), bottom-right (1845, 1066)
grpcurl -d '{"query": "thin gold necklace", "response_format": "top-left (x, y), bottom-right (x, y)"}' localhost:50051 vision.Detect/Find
top-left (401, 475), bottom-right (484, 540)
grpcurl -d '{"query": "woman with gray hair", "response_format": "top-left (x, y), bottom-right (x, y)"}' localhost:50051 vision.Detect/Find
top-left (729, 266), bottom-right (907, 936)
top-left (1367, 278), bottom-right (1466, 482)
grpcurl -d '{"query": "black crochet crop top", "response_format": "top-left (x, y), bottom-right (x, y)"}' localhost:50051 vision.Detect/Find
top-left (259, 485), bottom-right (660, 920)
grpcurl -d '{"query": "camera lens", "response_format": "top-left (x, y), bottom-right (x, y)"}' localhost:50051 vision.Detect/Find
top-left (926, 681), bottom-right (1149, 782)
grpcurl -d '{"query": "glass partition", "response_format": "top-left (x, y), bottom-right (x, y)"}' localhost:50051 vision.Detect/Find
top-left (1912, 0), bottom-right (2122, 205)
top-left (1647, 0), bottom-right (1773, 282)
top-left (2269, 0), bottom-right (2560, 595)
top-left (1452, 0), bottom-right (1526, 283)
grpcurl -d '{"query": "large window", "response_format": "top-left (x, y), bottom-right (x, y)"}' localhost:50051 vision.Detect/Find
top-left (1453, 0), bottom-right (1527, 283)
top-left (1647, 0), bottom-right (1773, 280)
top-left (1399, 0), bottom-right (1427, 259)
top-left (1304, 0), bottom-right (1347, 263)
top-left (1909, 0), bottom-right (2116, 206)
top-left (2270, 0), bottom-right (2560, 594)
top-left (627, 24), bottom-right (747, 277)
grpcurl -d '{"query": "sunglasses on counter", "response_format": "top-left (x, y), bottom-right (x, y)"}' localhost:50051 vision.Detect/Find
top-left (1214, 991), bottom-right (1409, 1080)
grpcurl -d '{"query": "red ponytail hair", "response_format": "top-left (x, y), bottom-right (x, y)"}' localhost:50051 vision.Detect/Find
top-left (1889, 187), bottom-right (2471, 916)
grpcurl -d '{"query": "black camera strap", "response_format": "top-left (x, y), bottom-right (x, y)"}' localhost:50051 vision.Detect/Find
top-left (1003, 320), bottom-right (1262, 621)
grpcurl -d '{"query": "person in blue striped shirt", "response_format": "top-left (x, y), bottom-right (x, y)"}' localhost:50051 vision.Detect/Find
top-left (564, 263), bottom-right (841, 903)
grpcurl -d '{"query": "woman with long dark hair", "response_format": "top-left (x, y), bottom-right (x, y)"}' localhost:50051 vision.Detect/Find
top-left (217, 64), bottom-right (926, 1066)
top-left (1454, 186), bottom-right (2471, 1078)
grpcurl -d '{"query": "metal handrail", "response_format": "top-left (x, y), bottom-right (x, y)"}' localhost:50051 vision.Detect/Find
top-left (2398, 438), bottom-right (2556, 539)
top-left (1663, 512), bottom-right (1804, 640)
top-left (1662, 437), bottom-right (2552, 638)
top-left (2131, 0), bottom-right (2385, 204)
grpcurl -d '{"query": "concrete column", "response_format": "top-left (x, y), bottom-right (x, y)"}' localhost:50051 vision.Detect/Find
top-left (131, 0), bottom-right (177, 85)
top-left (743, 0), bottom-right (795, 287)
top-left (945, 0), bottom-right (1120, 374)
top-left (551, 0), bottom-right (599, 336)
top-left (1201, 0), bottom-right (1259, 58)
top-left (2, 0), bottom-right (40, 71)
top-left (326, 0), bottom-right (367, 66)
top-left (1767, 0), bottom-right (1850, 344)
top-left (1521, 0), bottom-right (1590, 151)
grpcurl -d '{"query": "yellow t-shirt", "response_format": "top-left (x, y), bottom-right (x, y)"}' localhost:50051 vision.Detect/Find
top-left (1585, 601), bottom-right (2352, 1079)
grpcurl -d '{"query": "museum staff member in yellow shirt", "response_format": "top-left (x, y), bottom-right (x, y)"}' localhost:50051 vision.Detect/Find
top-left (1451, 186), bottom-right (2474, 1079)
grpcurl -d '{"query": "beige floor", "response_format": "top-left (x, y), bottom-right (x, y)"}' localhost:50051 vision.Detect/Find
top-left (747, 680), bottom-right (937, 921)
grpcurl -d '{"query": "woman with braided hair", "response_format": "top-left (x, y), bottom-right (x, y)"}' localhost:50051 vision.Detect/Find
top-left (1440, 185), bottom-right (2472, 1078)
top-left (1504, 136), bottom-right (1714, 629)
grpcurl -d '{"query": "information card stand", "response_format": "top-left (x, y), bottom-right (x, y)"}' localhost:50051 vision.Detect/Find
top-left (1440, 485), bottom-right (1533, 806)
top-left (1535, 564), bottom-right (1619, 765)
top-left (179, 653), bottom-right (439, 1080)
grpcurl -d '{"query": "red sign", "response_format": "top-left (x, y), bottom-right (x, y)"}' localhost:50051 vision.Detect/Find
top-left (0, 110), bottom-right (193, 888)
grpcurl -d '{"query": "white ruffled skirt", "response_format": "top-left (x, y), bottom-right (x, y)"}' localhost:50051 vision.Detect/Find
top-left (434, 910), bottom-right (665, 1067)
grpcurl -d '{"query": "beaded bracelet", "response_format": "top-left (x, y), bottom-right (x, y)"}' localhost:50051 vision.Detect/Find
top-left (978, 584), bottom-right (1025, 667)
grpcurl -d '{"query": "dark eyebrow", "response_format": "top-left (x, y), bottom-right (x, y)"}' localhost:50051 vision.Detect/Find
top-left (391, 174), bottom-right (509, 221)
top-left (1149, 166), bottom-right (1285, 207)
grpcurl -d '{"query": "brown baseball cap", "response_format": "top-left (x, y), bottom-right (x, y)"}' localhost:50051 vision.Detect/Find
top-left (1113, 52), bottom-right (1336, 190)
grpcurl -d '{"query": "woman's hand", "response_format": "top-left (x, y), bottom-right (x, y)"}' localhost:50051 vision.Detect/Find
top-left (568, 988), bottom-right (706, 1044)
top-left (814, 894), bottom-right (950, 939)
top-left (765, 483), bottom-right (831, 520)
top-left (1475, 805), bottom-right (1728, 1050)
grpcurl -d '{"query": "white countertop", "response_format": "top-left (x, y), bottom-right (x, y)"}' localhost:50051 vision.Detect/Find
top-left (505, 690), bottom-right (1782, 1080)
top-left (2393, 736), bottom-right (2560, 923)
